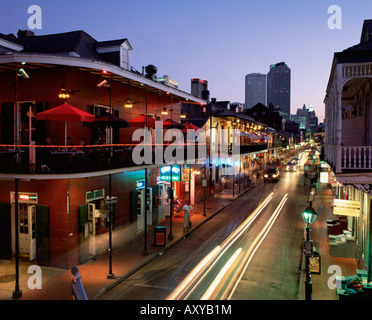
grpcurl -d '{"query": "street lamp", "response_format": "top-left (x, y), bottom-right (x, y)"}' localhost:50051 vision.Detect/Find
top-left (302, 205), bottom-right (317, 226)
top-left (302, 203), bottom-right (317, 300)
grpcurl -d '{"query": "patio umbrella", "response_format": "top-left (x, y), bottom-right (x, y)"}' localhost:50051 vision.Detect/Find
top-left (83, 112), bottom-right (129, 128)
top-left (163, 119), bottom-right (185, 129)
top-left (36, 102), bottom-right (95, 146)
top-left (181, 122), bottom-right (200, 132)
top-left (128, 114), bottom-right (156, 128)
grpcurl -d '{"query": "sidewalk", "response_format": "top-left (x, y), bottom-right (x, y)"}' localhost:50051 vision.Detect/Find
top-left (297, 180), bottom-right (358, 300)
top-left (0, 183), bottom-right (249, 300)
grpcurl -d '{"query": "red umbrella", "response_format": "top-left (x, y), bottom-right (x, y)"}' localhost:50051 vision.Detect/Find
top-left (181, 122), bottom-right (200, 132)
top-left (36, 102), bottom-right (95, 146)
top-left (162, 119), bottom-right (185, 129)
top-left (36, 102), bottom-right (95, 122)
top-left (128, 115), bottom-right (156, 128)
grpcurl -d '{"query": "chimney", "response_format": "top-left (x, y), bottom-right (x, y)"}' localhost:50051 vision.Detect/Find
top-left (17, 29), bottom-right (35, 39)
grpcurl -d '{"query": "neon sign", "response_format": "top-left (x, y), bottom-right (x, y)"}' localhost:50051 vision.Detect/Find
top-left (160, 166), bottom-right (181, 182)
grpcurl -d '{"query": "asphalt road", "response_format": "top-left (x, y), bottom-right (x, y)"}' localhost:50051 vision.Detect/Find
top-left (99, 157), bottom-right (311, 301)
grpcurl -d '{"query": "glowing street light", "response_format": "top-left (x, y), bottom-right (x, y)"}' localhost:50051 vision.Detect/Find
top-left (302, 203), bottom-right (317, 300)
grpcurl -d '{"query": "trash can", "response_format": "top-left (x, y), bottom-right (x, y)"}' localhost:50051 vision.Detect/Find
top-left (154, 226), bottom-right (166, 247)
top-left (309, 247), bottom-right (321, 274)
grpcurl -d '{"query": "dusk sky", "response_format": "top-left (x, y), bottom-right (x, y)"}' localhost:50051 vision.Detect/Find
top-left (2, 0), bottom-right (372, 122)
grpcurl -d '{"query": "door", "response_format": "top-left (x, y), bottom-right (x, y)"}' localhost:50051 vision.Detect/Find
top-left (158, 184), bottom-right (165, 220)
top-left (19, 203), bottom-right (29, 255)
top-left (87, 203), bottom-right (96, 255)
top-left (28, 205), bottom-right (36, 260)
top-left (0, 202), bottom-right (11, 259)
top-left (18, 203), bottom-right (36, 260)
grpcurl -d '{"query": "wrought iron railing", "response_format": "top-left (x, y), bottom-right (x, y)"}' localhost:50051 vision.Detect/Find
top-left (325, 144), bottom-right (372, 172)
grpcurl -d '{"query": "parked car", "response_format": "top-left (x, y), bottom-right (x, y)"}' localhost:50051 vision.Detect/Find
top-left (286, 160), bottom-right (297, 172)
top-left (264, 168), bottom-right (280, 182)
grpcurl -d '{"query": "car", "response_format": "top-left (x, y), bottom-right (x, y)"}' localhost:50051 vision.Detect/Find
top-left (286, 161), bottom-right (297, 171)
top-left (293, 156), bottom-right (300, 164)
top-left (264, 168), bottom-right (280, 182)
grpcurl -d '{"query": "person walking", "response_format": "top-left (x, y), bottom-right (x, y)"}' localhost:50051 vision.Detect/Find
top-left (183, 200), bottom-right (193, 229)
top-left (309, 170), bottom-right (316, 186)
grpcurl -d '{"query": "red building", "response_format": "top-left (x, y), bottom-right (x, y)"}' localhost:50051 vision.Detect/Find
top-left (0, 30), bottom-right (206, 268)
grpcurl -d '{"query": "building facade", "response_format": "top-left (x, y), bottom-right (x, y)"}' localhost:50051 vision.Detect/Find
top-left (267, 62), bottom-right (291, 121)
top-left (244, 73), bottom-right (266, 110)
top-left (0, 29), bottom-right (206, 268)
top-left (324, 19), bottom-right (372, 280)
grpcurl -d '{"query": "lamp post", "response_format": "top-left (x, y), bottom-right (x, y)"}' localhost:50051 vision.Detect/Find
top-left (106, 174), bottom-right (115, 279)
top-left (302, 203), bottom-right (318, 300)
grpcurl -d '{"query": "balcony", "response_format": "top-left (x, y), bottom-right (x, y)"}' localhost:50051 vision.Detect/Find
top-left (0, 144), bottom-right (204, 175)
top-left (0, 142), bottom-right (269, 175)
top-left (325, 145), bottom-right (372, 173)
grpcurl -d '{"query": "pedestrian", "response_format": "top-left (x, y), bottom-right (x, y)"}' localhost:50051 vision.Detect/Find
top-left (183, 200), bottom-right (193, 229)
top-left (309, 170), bottom-right (316, 186)
top-left (173, 196), bottom-right (181, 213)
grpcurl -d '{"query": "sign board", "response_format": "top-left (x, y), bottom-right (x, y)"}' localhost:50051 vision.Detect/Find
top-left (160, 166), bottom-right (181, 182)
top-left (10, 192), bottom-right (38, 204)
top-left (333, 199), bottom-right (360, 217)
top-left (182, 168), bottom-right (190, 182)
top-left (310, 255), bottom-right (321, 274)
top-left (320, 172), bottom-right (328, 184)
top-left (303, 240), bottom-right (313, 256)
top-left (202, 179), bottom-right (207, 187)
top-left (136, 179), bottom-right (146, 189)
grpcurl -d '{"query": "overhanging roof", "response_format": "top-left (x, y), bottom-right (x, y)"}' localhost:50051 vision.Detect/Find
top-left (0, 52), bottom-right (206, 105)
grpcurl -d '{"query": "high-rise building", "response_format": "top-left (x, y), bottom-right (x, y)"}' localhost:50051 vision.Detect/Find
top-left (267, 62), bottom-right (291, 120)
top-left (291, 104), bottom-right (319, 136)
top-left (245, 73), bottom-right (266, 110)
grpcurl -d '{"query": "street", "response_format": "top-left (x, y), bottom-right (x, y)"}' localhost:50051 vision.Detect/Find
top-left (99, 156), bottom-right (311, 300)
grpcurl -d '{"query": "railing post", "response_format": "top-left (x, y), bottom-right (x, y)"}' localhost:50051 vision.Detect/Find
top-left (336, 145), bottom-right (342, 173)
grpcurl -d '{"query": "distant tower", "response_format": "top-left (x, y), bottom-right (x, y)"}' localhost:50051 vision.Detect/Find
top-left (245, 73), bottom-right (266, 110)
top-left (267, 62), bottom-right (291, 120)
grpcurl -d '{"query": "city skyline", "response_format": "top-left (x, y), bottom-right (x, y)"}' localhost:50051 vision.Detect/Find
top-left (2, 1), bottom-right (372, 122)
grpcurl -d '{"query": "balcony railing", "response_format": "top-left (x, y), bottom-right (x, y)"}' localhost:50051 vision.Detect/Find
top-left (0, 142), bottom-right (269, 175)
top-left (325, 144), bottom-right (372, 172)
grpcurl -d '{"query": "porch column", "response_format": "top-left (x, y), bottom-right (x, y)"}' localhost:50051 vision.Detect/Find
top-left (335, 64), bottom-right (343, 173)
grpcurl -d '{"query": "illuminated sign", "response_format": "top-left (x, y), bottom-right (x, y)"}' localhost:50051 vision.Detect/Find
top-left (136, 179), bottom-right (146, 189)
top-left (320, 172), bottom-right (328, 184)
top-left (10, 192), bottom-right (38, 203)
top-left (160, 166), bottom-right (181, 181)
top-left (333, 199), bottom-right (360, 217)
top-left (182, 168), bottom-right (190, 181)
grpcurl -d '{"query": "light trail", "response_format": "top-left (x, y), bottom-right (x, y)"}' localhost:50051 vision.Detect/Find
top-left (167, 192), bottom-right (274, 300)
top-left (224, 193), bottom-right (288, 300)
top-left (200, 248), bottom-right (243, 300)
top-left (166, 246), bottom-right (221, 300)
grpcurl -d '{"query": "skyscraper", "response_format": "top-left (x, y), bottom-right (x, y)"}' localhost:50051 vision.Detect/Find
top-left (266, 62), bottom-right (291, 120)
top-left (245, 73), bottom-right (266, 110)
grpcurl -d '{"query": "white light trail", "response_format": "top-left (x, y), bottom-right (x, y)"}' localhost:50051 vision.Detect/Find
top-left (224, 193), bottom-right (288, 300)
top-left (200, 248), bottom-right (243, 300)
top-left (167, 192), bottom-right (274, 300)
top-left (166, 246), bottom-right (221, 300)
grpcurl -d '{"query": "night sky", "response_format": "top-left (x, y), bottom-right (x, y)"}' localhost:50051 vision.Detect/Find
top-left (2, 0), bottom-right (372, 122)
